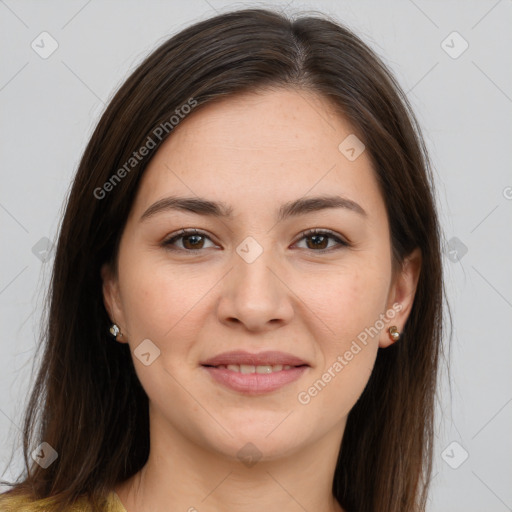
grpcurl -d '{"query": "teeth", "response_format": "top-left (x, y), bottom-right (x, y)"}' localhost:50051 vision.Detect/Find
top-left (217, 364), bottom-right (293, 373)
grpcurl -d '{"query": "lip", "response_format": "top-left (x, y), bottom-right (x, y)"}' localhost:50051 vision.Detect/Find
top-left (200, 350), bottom-right (309, 367)
top-left (201, 365), bottom-right (309, 395)
top-left (200, 350), bottom-right (310, 395)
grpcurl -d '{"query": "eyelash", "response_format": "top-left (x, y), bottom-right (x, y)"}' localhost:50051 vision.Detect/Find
top-left (162, 228), bottom-right (350, 254)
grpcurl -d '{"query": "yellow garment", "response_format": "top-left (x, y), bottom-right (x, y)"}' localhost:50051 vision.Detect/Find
top-left (0, 491), bottom-right (127, 512)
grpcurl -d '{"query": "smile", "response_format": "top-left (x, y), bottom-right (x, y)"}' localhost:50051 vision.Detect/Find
top-left (201, 364), bottom-right (309, 395)
top-left (209, 363), bottom-right (296, 373)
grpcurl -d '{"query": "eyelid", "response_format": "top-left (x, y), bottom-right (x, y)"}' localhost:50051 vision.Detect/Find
top-left (293, 228), bottom-right (350, 251)
top-left (162, 228), bottom-right (218, 250)
top-left (162, 227), bottom-right (350, 253)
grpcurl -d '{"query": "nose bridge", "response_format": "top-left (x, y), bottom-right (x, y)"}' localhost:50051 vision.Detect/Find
top-left (217, 234), bottom-right (293, 330)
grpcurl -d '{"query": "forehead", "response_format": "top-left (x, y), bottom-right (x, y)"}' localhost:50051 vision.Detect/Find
top-left (130, 88), bottom-right (384, 221)
top-left (161, 88), bottom-right (351, 164)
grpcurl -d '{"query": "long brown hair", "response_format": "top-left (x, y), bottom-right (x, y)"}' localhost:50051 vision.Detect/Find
top-left (1, 8), bottom-right (445, 512)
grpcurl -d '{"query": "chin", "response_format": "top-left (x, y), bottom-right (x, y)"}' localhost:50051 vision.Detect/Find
top-left (204, 426), bottom-right (308, 464)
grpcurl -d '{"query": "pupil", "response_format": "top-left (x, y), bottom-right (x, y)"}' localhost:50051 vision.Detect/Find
top-left (185, 235), bottom-right (203, 249)
top-left (309, 234), bottom-right (327, 249)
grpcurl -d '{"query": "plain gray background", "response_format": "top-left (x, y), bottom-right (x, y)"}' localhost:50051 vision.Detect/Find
top-left (1, 1), bottom-right (511, 510)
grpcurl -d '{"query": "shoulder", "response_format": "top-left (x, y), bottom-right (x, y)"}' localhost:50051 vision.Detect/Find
top-left (0, 492), bottom-right (59, 512)
top-left (0, 491), bottom-right (125, 512)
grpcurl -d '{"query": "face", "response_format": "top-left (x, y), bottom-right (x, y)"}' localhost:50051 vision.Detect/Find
top-left (102, 88), bottom-right (420, 462)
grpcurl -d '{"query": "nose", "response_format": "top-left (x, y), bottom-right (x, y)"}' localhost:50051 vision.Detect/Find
top-left (216, 243), bottom-right (294, 332)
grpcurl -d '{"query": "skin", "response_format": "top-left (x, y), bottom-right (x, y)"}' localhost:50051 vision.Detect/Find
top-left (102, 88), bottom-right (421, 512)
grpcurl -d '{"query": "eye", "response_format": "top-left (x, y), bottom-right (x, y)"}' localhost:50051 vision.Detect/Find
top-left (162, 229), bottom-right (217, 252)
top-left (162, 228), bottom-right (350, 254)
top-left (293, 228), bottom-right (350, 252)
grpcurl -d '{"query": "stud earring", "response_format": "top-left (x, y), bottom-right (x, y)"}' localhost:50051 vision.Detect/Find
top-left (388, 326), bottom-right (400, 341)
top-left (109, 323), bottom-right (123, 339)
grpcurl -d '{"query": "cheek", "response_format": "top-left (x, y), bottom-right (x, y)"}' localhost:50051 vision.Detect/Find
top-left (297, 344), bottom-right (378, 425)
top-left (303, 260), bottom-right (389, 413)
top-left (295, 267), bottom-right (386, 417)
top-left (116, 253), bottom-right (208, 396)
top-left (299, 260), bottom-right (390, 345)
top-left (116, 246), bottom-right (203, 343)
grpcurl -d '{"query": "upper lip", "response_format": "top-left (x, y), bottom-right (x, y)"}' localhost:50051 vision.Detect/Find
top-left (201, 350), bottom-right (309, 367)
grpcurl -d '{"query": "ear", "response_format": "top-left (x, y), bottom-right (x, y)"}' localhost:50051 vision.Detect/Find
top-left (101, 263), bottom-right (128, 344)
top-left (379, 248), bottom-right (422, 348)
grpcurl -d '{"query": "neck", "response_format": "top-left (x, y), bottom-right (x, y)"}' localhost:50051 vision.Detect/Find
top-left (115, 407), bottom-right (346, 512)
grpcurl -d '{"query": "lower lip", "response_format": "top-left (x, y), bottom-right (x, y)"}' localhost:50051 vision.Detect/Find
top-left (201, 365), bottom-right (309, 395)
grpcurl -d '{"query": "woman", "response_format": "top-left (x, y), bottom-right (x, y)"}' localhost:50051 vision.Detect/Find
top-left (0, 7), bottom-right (445, 512)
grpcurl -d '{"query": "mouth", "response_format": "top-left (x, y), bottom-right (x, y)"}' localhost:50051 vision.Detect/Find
top-left (201, 363), bottom-right (307, 373)
top-left (200, 349), bottom-right (309, 368)
top-left (200, 350), bottom-right (310, 395)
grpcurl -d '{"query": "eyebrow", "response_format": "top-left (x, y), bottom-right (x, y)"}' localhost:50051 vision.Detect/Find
top-left (139, 194), bottom-right (367, 223)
